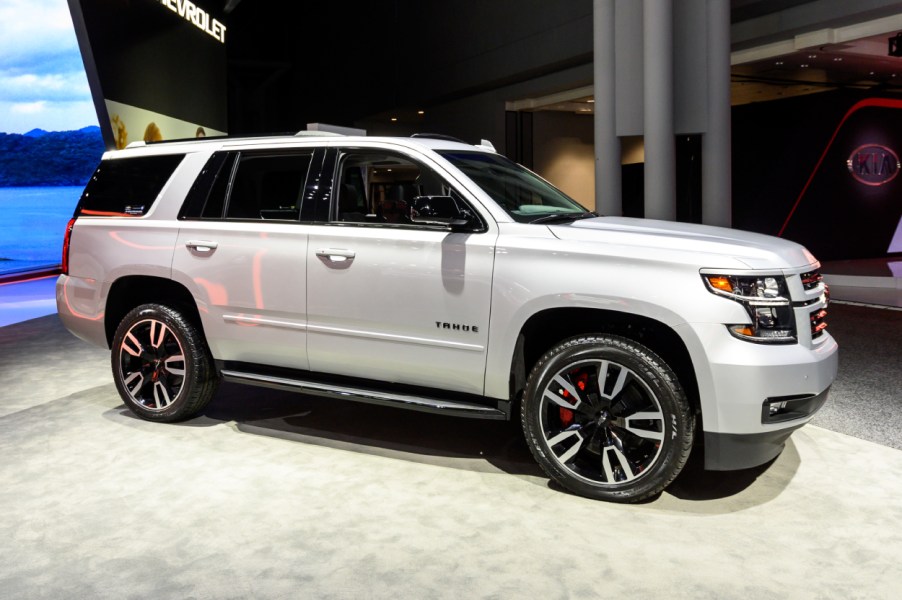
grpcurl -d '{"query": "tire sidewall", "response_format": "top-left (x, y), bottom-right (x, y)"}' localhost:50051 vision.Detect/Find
top-left (522, 335), bottom-right (692, 502)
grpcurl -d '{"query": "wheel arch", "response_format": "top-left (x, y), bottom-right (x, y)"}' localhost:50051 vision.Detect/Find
top-left (105, 276), bottom-right (204, 348)
top-left (509, 307), bottom-right (700, 417)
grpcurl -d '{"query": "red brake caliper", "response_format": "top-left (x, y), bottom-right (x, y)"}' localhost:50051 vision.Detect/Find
top-left (559, 374), bottom-right (588, 427)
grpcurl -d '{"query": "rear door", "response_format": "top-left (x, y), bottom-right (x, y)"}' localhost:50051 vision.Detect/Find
top-left (171, 148), bottom-right (317, 369)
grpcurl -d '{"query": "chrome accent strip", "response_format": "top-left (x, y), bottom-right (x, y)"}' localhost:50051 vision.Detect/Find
top-left (220, 370), bottom-right (505, 418)
top-left (306, 324), bottom-right (485, 352)
top-left (223, 315), bottom-right (308, 331)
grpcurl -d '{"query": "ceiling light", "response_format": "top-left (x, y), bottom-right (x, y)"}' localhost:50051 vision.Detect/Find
top-left (390, 117), bottom-right (398, 122)
top-left (808, 54), bottom-right (817, 59)
top-left (776, 61), bottom-right (784, 65)
top-left (417, 110), bottom-right (424, 115)
top-left (587, 99), bottom-right (595, 103)
top-left (833, 57), bottom-right (843, 62)
top-left (801, 64), bottom-right (809, 68)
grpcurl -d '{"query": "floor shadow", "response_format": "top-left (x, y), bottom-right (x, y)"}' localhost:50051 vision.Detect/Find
top-left (202, 382), bottom-right (543, 477)
top-left (107, 381), bottom-right (802, 503)
top-left (665, 436), bottom-right (801, 503)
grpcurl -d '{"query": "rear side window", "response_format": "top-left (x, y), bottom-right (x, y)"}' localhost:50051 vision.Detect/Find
top-left (180, 151), bottom-right (313, 221)
top-left (224, 153), bottom-right (312, 220)
top-left (77, 154), bottom-right (184, 217)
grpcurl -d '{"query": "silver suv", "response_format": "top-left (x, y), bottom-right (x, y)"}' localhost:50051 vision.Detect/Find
top-left (57, 133), bottom-right (838, 502)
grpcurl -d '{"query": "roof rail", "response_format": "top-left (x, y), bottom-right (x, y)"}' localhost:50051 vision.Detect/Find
top-left (294, 130), bottom-right (344, 137)
top-left (411, 133), bottom-right (467, 144)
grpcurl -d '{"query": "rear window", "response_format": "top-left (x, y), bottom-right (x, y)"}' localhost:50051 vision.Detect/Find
top-left (77, 154), bottom-right (184, 217)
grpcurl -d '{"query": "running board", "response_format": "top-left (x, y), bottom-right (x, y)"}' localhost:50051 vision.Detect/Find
top-left (220, 370), bottom-right (508, 420)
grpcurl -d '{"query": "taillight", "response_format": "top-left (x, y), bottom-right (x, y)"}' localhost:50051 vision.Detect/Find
top-left (61, 217), bottom-right (76, 275)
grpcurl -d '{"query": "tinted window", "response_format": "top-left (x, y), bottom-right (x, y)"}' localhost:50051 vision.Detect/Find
top-left (180, 152), bottom-right (234, 220)
top-left (78, 154), bottom-right (184, 217)
top-left (224, 153), bottom-right (312, 220)
top-left (438, 151), bottom-right (587, 223)
top-left (334, 151), bottom-right (467, 226)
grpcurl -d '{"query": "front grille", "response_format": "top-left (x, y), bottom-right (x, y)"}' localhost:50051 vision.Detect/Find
top-left (810, 308), bottom-right (828, 339)
top-left (800, 270), bottom-right (823, 291)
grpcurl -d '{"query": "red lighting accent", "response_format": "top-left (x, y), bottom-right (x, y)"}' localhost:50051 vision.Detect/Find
top-left (801, 273), bottom-right (823, 286)
top-left (79, 209), bottom-right (139, 217)
top-left (778, 97), bottom-right (902, 237)
top-left (62, 218), bottom-right (76, 276)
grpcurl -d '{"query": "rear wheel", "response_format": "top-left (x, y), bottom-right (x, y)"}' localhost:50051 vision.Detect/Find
top-left (111, 303), bottom-right (218, 422)
top-left (521, 335), bottom-right (694, 502)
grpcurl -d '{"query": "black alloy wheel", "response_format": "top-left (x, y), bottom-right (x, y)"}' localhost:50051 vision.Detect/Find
top-left (522, 335), bottom-right (694, 503)
top-left (111, 303), bottom-right (218, 422)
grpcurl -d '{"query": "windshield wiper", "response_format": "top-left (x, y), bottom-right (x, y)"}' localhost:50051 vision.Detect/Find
top-left (530, 212), bottom-right (598, 225)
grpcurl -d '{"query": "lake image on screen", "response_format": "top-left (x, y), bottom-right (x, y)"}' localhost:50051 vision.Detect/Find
top-left (0, 187), bottom-right (82, 275)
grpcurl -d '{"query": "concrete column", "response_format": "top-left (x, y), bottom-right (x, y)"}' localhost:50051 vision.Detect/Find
top-left (702, 0), bottom-right (732, 227)
top-left (593, 0), bottom-right (621, 216)
top-left (643, 0), bottom-right (676, 221)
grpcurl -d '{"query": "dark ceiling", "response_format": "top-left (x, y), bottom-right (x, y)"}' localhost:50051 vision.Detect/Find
top-left (221, 1), bottom-right (902, 134)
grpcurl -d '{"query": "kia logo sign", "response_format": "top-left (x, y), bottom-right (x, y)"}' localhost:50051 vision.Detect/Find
top-left (847, 144), bottom-right (901, 186)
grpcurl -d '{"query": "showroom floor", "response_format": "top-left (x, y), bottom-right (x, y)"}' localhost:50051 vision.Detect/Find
top-left (0, 307), bottom-right (900, 599)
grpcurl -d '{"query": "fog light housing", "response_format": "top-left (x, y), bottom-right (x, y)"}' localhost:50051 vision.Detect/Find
top-left (762, 391), bottom-right (830, 423)
top-left (768, 401), bottom-right (788, 416)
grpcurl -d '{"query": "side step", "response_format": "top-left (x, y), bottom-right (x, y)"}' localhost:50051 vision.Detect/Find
top-left (220, 370), bottom-right (508, 420)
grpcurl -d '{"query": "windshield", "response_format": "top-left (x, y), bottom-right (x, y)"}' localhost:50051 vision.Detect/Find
top-left (437, 151), bottom-right (590, 223)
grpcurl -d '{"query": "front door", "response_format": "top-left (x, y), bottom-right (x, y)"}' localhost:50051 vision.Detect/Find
top-left (305, 148), bottom-right (496, 395)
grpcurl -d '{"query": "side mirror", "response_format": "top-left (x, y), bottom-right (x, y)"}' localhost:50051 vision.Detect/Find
top-left (410, 196), bottom-right (479, 231)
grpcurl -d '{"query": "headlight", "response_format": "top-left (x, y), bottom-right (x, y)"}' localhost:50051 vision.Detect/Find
top-left (702, 274), bottom-right (796, 343)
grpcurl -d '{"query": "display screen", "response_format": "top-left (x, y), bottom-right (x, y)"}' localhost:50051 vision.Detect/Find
top-left (69, 0), bottom-right (228, 148)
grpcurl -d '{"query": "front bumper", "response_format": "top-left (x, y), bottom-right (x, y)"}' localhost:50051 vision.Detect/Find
top-left (677, 321), bottom-right (838, 471)
top-left (703, 387), bottom-right (830, 470)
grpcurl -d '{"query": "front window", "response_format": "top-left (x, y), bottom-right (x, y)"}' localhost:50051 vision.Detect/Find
top-left (438, 151), bottom-right (590, 223)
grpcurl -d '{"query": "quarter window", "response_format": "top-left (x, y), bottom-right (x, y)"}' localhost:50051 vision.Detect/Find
top-left (78, 154), bottom-right (184, 217)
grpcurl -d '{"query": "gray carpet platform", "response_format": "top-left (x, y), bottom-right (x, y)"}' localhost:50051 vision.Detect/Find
top-left (0, 307), bottom-right (900, 599)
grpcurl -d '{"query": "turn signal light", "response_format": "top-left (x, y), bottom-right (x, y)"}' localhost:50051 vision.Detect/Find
top-left (707, 276), bottom-right (733, 293)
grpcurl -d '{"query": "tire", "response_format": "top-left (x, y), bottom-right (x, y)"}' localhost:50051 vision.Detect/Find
top-left (521, 335), bottom-right (694, 503)
top-left (111, 303), bottom-right (218, 422)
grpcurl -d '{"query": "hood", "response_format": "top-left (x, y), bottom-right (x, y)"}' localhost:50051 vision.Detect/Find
top-left (549, 216), bottom-right (818, 270)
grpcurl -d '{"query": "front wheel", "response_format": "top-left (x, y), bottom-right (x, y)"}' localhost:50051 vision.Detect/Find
top-left (521, 335), bottom-right (694, 503)
top-left (111, 303), bottom-right (218, 422)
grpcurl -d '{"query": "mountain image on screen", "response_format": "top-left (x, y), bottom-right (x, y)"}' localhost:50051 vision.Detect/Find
top-left (0, 127), bottom-right (104, 187)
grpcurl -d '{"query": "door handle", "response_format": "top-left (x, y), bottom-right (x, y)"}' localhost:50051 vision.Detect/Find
top-left (315, 248), bottom-right (356, 263)
top-left (186, 240), bottom-right (219, 253)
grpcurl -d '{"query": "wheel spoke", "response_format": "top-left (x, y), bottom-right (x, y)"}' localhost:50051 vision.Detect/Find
top-left (153, 381), bottom-right (172, 409)
top-left (547, 428), bottom-right (584, 464)
top-left (164, 354), bottom-right (186, 376)
top-left (122, 332), bottom-right (143, 357)
top-left (149, 321), bottom-right (168, 349)
top-left (601, 443), bottom-right (637, 482)
top-left (623, 410), bottom-right (665, 441)
top-left (123, 371), bottom-right (144, 396)
top-left (544, 373), bottom-right (583, 409)
top-left (596, 360), bottom-right (629, 400)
